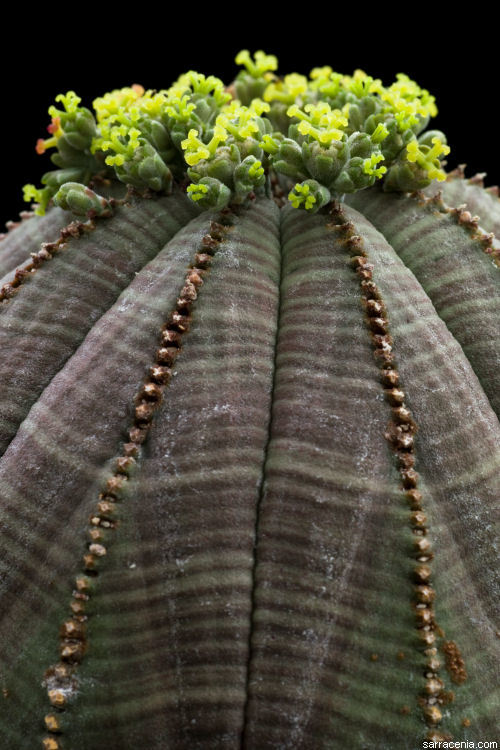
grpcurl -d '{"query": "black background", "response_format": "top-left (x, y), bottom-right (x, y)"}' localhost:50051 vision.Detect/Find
top-left (2, 18), bottom-right (498, 228)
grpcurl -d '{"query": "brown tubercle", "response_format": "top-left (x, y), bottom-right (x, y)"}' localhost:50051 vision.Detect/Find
top-left (385, 388), bottom-right (405, 405)
top-left (44, 714), bottom-right (61, 732)
top-left (381, 370), bottom-right (399, 387)
top-left (42, 738), bottom-right (61, 750)
top-left (149, 364), bottom-right (173, 383)
top-left (414, 564), bottom-right (432, 584)
top-left (423, 705), bottom-right (443, 725)
top-left (69, 600), bottom-right (86, 617)
top-left (405, 489), bottom-right (423, 509)
top-left (115, 456), bottom-right (136, 474)
top-left (415, 585), bottom-right (435, 604)
top-left (48, 690), bottom-right (67, 709)
top-left (423, 677), bottom-right (444, 696)
top-left (397, 451), bottom-right (415, 470)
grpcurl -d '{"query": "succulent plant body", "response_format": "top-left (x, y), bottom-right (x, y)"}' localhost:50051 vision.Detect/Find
top-left (0, 51), bottom-right (498, 749)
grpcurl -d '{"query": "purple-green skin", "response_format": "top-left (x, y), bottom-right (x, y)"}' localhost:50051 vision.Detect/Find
top-left (0, 167), bottom-right (498, 749)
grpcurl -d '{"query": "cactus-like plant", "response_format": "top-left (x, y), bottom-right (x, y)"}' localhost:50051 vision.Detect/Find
top-left (0, 51), bottom-right (498, 750)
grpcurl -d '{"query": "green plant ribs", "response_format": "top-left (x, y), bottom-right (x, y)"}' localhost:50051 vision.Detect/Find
top-left (0, 175), bottom-right (498, 749)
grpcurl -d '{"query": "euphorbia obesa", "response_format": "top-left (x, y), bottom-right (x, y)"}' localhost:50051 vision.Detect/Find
top-left (0, 50), bottom-right (498, 750)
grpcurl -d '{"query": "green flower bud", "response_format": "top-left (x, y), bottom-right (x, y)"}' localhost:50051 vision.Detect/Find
top-left (53, 182), bottom-right (111, 216)
top-left (288, 179), bottom-right (331, 213)
top-left (302, 140), bottom-right (349, 189)
top-left (137, 154), bottom-right (173, 192)
top-left (378, 123), bottom-right (415, 164)
top-left (50, 137), bottom-right (95, 169)
top-left (234, 76), bottom-right (269, 107)
top-left (235, 137), bottom-right (264, 161)
top-left (136, 117), bottom-right (177, 164)
top-left (187, 144), bottom-right (241, 189)
top-left (266, 137), bottom-right (306, 181)
top-left (233, 50), bottom-right (278, 106)
top-left (345, 97), bottom-right (381, 132)
top-left (60, 109), bottom-right (97, 151)
top-left (348, 132), bottom-right (378, 160)
top-left (186, 177), bottom-right (231, 210)
top-left (265, 102), bottom-right (291, 135)
top-left (169, 125), bottom-right (193, 153)
top-left (192, 96), bottom-right (218, 125)
top-left (114, 141), bottom-right (173, 192)
top-left (234, 155), bottom-right (266, 197)
top-left (41, 168), bottom-right (88, 190)
top-left (334, 155), bottom-right (383, 194)
top-left (383, 160), bottom-right (431, 192)
top-left (385, 135), bottom-right (449, 192)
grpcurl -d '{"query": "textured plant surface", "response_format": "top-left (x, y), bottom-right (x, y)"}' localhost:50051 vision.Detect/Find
top-left (0, 53), bottom-right (498, 750)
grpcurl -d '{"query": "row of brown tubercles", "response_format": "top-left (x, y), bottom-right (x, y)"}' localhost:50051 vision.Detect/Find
top-left (411, 189), bottom-right (500, 268)
top-left (328, 203), bottom-right (464, 743)
top-left (0, 193), bottom-right (126, 304)
top-left (40, 208), bottom-right (234, 750)
top-left (446, 164), bottom-right (500, 200)
top-left (0, 210), bottom-right (35, 241)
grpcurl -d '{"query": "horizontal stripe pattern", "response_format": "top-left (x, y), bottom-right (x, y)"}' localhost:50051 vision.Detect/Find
top-left (347, 188), bottom-right (500, 417)
top-left (243, 205), bottom-right (427, 749)
top-left (0, 211), bottom-right (218, 744)
top-left (0, 190), bottom-right (498, 747)
top-left (60, 198), bottom-right (281, 749)
top-left (0, 189), bottom-right (198, 455)
top-left (345, 205), bottom-right (500, 737)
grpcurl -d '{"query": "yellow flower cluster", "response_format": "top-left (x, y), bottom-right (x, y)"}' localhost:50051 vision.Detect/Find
top-left (93, 85), bottom-right (145, 123)
top-left (308, 67), bottom-right (344, 99)
top-left (263, 74), bottom-right (309, 104)
top-left (180, 102), bottom-right (268, 165)
top-left (288, 182), bottom-right (317, 210)
top-left (99, 125), bottom-right (142, 167)
top-left (406, 137), bottom-right (450, 181)
top-left (263, 64), bottom-right (439, 138)
top-left (24, 49), bottom-right (450, 216)
top-left (363, 153), bottom-right (387, 178)
top-left (173, 72), bottom-right (231, 107)
top-left (181, 125), bottom-right (228, 166)
top-left (235, 49), bottom-right (278, 78)
top-left (186, 182), bottom-right (208, 201)
top-left (287, 102), bottom-right (350, 145)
